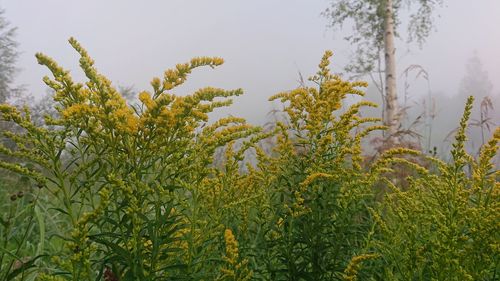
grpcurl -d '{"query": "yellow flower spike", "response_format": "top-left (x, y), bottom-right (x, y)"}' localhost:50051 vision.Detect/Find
top-left (317, 50), bottom-right (333, 79)
top-left (139, 91), bottom-right (155, 110)
top-left (450, 96), bottom-right (474, 169)
top-left (301, 172), bottom-right (335, 187)
top-left (68, 37), bottom-right (93, 66)
top-left (190, 56), bottom-right (224, 68)
top-left (472, 126), bottom-right (499, 192)
top-left (388, 157), bottom-right (429, 175)
top-left (68, 38), bottom-right (101, 84)
top-left (224, 228), bottom-right (239, 264)
top-left (150, 77), bottom-right (162, 97)
top-left (35, 52), bottom-right (67, 78)
top-left (379, 147), bottom-right (421, 159)
top-left (343, 254), bottom-right (379, 281)
top-left (219, 229), bottom-right (253, 280)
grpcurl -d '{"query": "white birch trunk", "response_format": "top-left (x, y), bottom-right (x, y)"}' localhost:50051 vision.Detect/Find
top-left (384, 0), bottom-right (400, 145)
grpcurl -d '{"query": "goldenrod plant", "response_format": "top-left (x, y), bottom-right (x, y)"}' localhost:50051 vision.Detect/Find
top-left (0, 38), bottom-right (258, 280)
top-left (239, 50), bottom-right (387, 280)
top-left (369, 96), bottom-right (499, 280)
top-left (0, 40), bottom-right (497, 281)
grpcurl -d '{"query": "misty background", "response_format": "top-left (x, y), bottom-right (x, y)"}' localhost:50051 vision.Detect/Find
top-left (1, 0), bottom-right (499, 156)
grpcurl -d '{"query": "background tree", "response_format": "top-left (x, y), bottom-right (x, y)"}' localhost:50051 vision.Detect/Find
top-left (0, 6), bottom-right (20, 160)
top-left (0, 7), bottom-right (19, 104)
top-left (405, 54), bottom-right (499, 160)
top-left (458, 52), bottom-right (493, 99)
top-left (454, 53), bottom-right (496, 150)
top-left (323, 0), bottom-right (443, 145)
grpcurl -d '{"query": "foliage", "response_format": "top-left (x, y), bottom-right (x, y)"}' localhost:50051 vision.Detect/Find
top-left (322, 0), bottom-right (444, 75)
top-left (0, 7), bottom-right (19, 103)
top-left (0, 178), bottom-right (47, 281)
top-left (247, 50), bottom-right (386, 280)
top-left (0, 41), bottom-right (498, 280)
top-left (370, 97), bottom-right (499, 280)
top-left (0, 38), bottom-right (259, 280)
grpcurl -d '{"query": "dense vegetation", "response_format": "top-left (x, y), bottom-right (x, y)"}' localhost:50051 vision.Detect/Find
top-left (0, 39), bottom-right (498, 281)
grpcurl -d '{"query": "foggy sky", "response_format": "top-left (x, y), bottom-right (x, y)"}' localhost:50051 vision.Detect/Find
top-left (1, 0), bottom-right (499, 124)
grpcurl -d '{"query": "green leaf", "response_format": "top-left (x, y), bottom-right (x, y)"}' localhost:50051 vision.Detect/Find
top-left (6, 254), bottom-right (47, 281)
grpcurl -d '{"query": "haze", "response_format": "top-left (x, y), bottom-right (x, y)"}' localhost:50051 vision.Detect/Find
top-left (2, 0), bottom-right (499, 125)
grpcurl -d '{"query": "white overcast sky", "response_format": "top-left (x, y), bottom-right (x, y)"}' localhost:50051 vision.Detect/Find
top-left (1, 0), bottom-right (499, 124)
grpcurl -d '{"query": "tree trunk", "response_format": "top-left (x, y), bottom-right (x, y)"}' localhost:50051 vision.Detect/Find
top-left (383, 0), bottom-right (400, 145)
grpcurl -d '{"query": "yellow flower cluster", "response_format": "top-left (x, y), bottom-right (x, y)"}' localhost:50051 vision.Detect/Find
top-left (343, 254), bottom-right (379, 281)
top-left (5, 38), bottom-right (263, 279)
top-left (269, 51), bottom-right (382, 170)
top-left (219, 229), bottom-right (252, 281)
top-left (223, 229), bottom-right (239, 266)
top-left (2, 37), bottom-right (496, 280)
top-left (36, 39), bottom-right (139, 140)
top-left (472, 126), bottom-right (499, 192)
